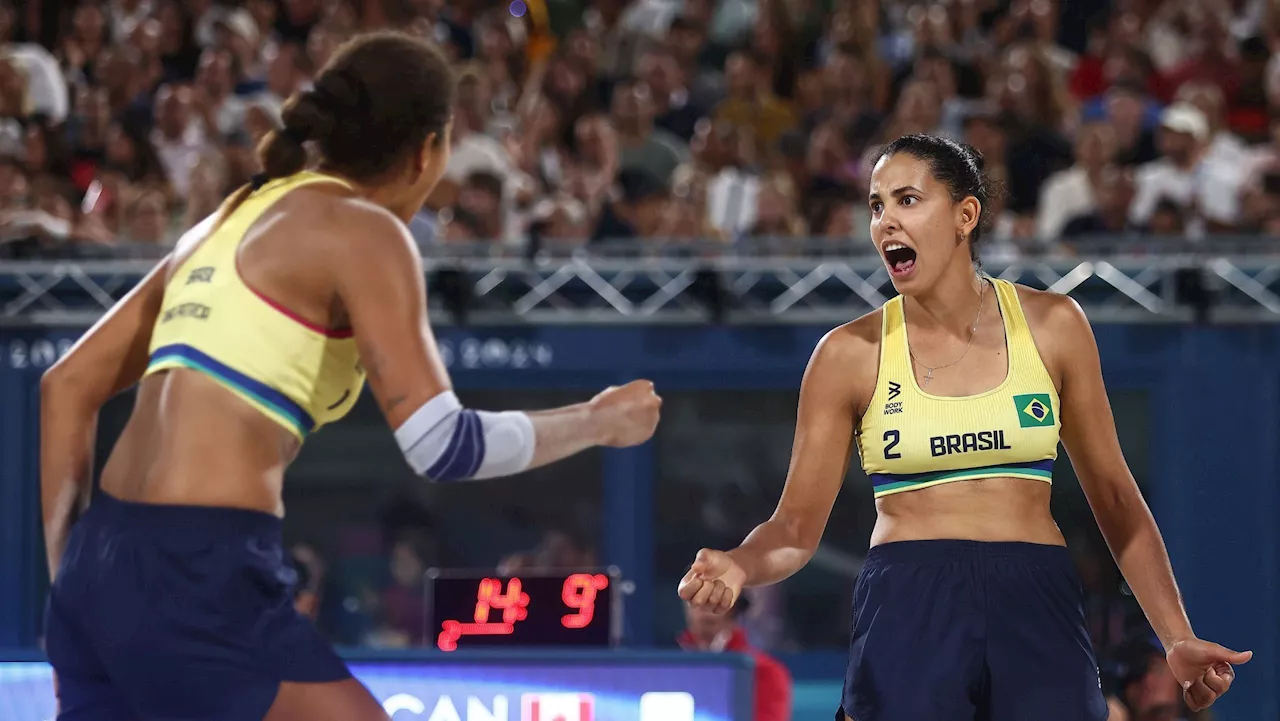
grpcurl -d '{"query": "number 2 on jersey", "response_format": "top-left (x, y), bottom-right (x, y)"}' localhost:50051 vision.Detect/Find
top-left (883, 429), bottom-right (902, 459)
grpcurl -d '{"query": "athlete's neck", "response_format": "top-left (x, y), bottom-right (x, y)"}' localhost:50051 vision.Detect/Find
top-left (905, 262), bottom-right (987, 338)
top-left (315, 166), bottom-right (421, 223)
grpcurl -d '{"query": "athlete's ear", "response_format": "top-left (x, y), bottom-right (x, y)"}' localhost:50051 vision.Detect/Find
top-left (956, 196), bottom-right (981, 238)
top-left (415, 133), bottom-right (436, 175)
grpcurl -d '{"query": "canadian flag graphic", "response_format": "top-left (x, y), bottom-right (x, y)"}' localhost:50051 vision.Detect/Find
top-left (520, 693), bottom-right (595, 721)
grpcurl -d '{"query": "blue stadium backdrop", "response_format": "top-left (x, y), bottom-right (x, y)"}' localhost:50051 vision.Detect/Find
top-left (0, 324), bottom-right (1276, 719)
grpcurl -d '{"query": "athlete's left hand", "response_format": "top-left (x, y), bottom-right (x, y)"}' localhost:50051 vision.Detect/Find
top-left (1165, 637), bottom-right (1252, 711)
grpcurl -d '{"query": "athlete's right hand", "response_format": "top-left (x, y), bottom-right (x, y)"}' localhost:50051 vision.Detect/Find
top-left (590, 380), bottom-right (662, 447)
top-left (678, 548), bottom-right (746, 615)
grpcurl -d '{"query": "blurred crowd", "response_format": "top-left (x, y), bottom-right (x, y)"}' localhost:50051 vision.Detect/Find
top-left (3, 0), bottom-right (1280, 260)
top-left (5, 1), bottom-right (1255, 717)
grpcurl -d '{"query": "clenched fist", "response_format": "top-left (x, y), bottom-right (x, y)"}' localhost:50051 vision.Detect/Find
top-left (677, 548), bottom-right (746, 615)
top-left (590, 380), bottom-right (662, 447)
top-left (1166, 637), bottom-right (1252, 711)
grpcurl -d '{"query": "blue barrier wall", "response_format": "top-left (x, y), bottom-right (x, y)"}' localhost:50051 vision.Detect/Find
top-left (1, 324), bottom-right (1277, 719)
top-left (0, 649), bottom-right (756, 721)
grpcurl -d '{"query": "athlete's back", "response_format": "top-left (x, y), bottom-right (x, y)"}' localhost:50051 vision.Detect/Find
top-left (100, 172), bottom-right (366, 514)
top-left (42, 32), bottom-right (662, 721)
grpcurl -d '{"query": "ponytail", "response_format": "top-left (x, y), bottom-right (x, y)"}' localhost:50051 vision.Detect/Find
top-left (205, 31), bottom-right (457, 234)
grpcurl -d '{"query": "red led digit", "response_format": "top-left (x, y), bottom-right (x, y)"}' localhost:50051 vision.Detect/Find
top-left (438, 578), bottom-right (529, 651)
top-left (475, 577), bottom-right (529, 624)
top-left (473, 578), bottom-right (499, 622)
top-left (561, 573), bottom-right (609, 629)
top-left (488, 576), bottom-right (530, 623)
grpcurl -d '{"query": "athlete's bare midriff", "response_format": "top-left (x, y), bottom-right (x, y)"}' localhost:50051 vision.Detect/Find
top-left (98, 187), bottom-right (354, 517)
top-left (870, 476), bottom-right (1066, 547)
top-left (97, 368), bottom-right (300, 516)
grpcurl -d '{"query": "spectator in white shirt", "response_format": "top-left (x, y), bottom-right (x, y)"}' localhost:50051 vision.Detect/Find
top-left (1036, 121), bottom-right (1116, 241)
top-left (1128, 103), bottom-right (1243, 234)
top-left (443, 68), bottom-right (513, 183)
top-left (1174, 81), bottom-right (1251, 170)
top-left (150, 84), bottom-right (209, 199)
top-left (193, 48), bottom-right (246, 140)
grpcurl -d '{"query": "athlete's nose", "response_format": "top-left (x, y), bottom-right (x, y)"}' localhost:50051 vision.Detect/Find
top-left (878, 208), bottom-right (901, 235)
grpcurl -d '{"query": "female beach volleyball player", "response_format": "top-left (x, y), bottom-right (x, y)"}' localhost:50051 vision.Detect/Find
top-left (41, 32), bottom-right (660, 721)
top-left (678, 134), bottom-right (1250, 721)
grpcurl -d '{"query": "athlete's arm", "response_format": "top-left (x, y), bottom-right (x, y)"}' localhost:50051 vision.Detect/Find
top-left (39, 258), bottom-right (169, 579)
top-left (730, 328), bottom-right (867, 586)
top-left (683, 324), bottom-right (871, 609)
top-left (327, 201), bottom-right (658, 481)
top-left (40, 213), bottom-right (219, 580)
top-left (1050, 296), bottom-right (1194, 648)
top-left (1051, 294), bottom-right (1251, 710)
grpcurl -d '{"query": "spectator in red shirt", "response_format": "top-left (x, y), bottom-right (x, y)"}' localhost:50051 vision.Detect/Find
top-left (678, 595), bottom-right (792, 721)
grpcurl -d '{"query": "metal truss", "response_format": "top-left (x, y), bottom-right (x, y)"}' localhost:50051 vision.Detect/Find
top-left (2, 254), bottom-right (1279, 326)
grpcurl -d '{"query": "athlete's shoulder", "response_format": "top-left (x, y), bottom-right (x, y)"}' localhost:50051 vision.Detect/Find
top-left (1010, 283), bottom-right (1096, 382)
top-left (814, 307), bottom-right (882, 368)
top-left (310, 194), bottom-right (423, 267)
top-left (802, 309), bottom-right (882, 412)
top-left (1009, 282), bottom-right (1091, 336)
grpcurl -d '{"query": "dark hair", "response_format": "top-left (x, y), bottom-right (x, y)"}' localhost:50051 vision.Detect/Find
top-left (214, 31), bottom-right (455, 228)
top-left (874, 133), bottom-right (1002, 262)
top-left (261, 31), bottom-right (454, 182)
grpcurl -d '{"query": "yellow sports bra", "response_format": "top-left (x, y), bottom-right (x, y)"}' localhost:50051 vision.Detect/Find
top-left (144, 171), bottom-right (366, 440)
top-left (857, 278), bottom-right (1061, 498)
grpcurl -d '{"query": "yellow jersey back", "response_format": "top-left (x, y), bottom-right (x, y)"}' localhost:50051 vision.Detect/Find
top-left (144, 171), bottom-right (366, 440)
top-left (856, 278), bottom-right (1061, 498)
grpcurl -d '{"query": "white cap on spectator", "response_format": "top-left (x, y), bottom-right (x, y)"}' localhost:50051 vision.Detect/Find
top-left (1159, 103), bottom-right (1209, 141)
top-left (214, 8), bottom-right (259, 47)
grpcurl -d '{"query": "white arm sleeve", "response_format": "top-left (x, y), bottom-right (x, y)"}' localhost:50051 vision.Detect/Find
top-left (393, 391), bottom-right (536, 481)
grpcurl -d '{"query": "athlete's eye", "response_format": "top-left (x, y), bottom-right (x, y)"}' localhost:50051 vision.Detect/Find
top-left (870, 201), bottom-right (883, 214)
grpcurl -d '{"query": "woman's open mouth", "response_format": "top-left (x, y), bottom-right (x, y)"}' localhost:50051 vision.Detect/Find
top-left (883, 242), bottom-right (917, 276)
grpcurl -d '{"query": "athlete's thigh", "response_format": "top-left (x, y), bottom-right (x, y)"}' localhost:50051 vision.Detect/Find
top-left (264, 679), bottom-right (391, 721)
top-left (841, 543), bottom-right (986, 721)
top-left (53, 671), bottom-right (140, 721)
top-left (984, 545), bottom-right (1109, 721)
top-left (46, 583), bottom-right (140, 721)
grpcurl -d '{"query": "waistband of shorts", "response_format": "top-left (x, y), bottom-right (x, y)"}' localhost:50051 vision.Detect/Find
top-left (864, 539), bottom-right (1072, 567)
top-left (86, 487), bottom-right (283, 539)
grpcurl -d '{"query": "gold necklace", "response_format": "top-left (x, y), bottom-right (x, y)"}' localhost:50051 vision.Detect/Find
top-left (909, 276), bottom-right (989, 388)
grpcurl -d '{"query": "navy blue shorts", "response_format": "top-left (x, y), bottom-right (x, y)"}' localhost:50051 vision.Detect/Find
top-left (45, 490), bottom-right (351, 721)
top-left (838, 540), bottom-right (1109, 721)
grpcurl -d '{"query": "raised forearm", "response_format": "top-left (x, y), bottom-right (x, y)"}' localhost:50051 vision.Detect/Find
top-left (525, 403), bottom-right (605, 470)
top-left (728, 518), bottom-right (816, 588)
top-left (1097, 489), bottom-right (1194, 651)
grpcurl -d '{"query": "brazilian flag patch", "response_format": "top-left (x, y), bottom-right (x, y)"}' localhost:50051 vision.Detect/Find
top-left (1013, 394), bottom-right (1055, 428)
